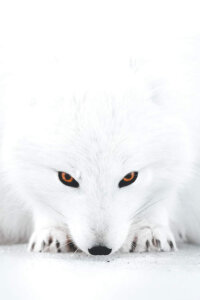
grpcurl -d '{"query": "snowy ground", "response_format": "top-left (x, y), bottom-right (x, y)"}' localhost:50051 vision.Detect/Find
top-left (0, 243), bottom-right (200, 300)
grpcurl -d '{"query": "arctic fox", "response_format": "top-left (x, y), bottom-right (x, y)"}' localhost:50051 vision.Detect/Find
top-left (0, 39), bottom-right (200, 255)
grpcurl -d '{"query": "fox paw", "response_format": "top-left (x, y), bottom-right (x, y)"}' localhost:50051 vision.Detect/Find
top-left (28, 227), bottom-right (77, 253)
top-left (123, 226), bottom-right (177, 253)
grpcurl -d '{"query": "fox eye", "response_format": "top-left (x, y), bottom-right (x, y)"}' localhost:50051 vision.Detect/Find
top-left (119, 172), bottom-right (138, 188)
top-left (58, 172), bottom-right (79, 188)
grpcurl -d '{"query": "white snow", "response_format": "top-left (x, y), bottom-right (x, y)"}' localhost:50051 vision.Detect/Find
top-left (0, 243), bottom-right (200, 300)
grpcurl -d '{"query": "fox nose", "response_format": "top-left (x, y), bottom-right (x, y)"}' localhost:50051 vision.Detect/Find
top-left (88, 246), bottom-right (112, 256)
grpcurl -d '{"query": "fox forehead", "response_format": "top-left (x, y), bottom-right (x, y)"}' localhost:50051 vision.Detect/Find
top-left (5, 95), bottom-right (185, 177)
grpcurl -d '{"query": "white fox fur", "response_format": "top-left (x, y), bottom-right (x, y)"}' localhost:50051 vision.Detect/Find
top-left (0, 36), bottom-right (200, 254)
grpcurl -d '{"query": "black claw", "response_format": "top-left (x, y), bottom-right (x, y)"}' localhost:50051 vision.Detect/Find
top-left (155, 239), bottom-right (161, 249)
top-left (146, 240), bottom-right (150, 251)
top-left (48, 236), bottom-right (53, 246)
top-left (130, 240), bottom-right (137, 252)
top-left (42, 241), bottom-right (46, 250)
top-left (31, 242), bottom-right (35, 251)
top-left (168, 240), bottom-right (174, 250)
top-left (68, 240), bottom-right (78, 252)
top-left (56, 240), bottom-right (60, 249)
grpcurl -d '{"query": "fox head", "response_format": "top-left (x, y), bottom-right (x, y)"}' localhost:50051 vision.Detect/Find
top-left (2, 93), bottom-right (193, 254)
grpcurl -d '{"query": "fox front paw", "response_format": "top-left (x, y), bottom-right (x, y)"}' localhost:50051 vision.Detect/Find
top-left (28, 227), bottom-right (77, 253)
top-left (123, 226), bottom-right (177, 253)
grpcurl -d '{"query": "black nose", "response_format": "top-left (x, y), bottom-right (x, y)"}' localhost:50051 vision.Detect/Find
top-left (88, 246), bottom-right (112, 256)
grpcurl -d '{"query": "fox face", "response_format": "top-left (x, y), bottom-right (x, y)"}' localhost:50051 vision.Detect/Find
top-left (2, 96), bottom-right (192, 254)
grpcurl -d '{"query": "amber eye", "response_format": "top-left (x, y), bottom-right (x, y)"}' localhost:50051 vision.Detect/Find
top-left (58, 172), bottom-right (79, 188)
top-left (119, 172), bottom-right (138, 188)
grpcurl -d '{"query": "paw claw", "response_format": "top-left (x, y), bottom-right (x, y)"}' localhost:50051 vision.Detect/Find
top-left (68, 240), bottom-right (78, 252)
top-left (48, 236), bottom-right (53, 246)
top-left (56, 240), bottom-right (60, 249)
top-left (146, 240), bottom-right (150, 251)
top-left (155, 239), bottom-right (161, 250)
top-left (130, 240), bottom-right (137, 252)
top-left (168, 240), bottom-right (174, 250)
top-left (30, 242), bottom-right (35, 252)
top-left (41, 241), bottom-right (46, 250)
